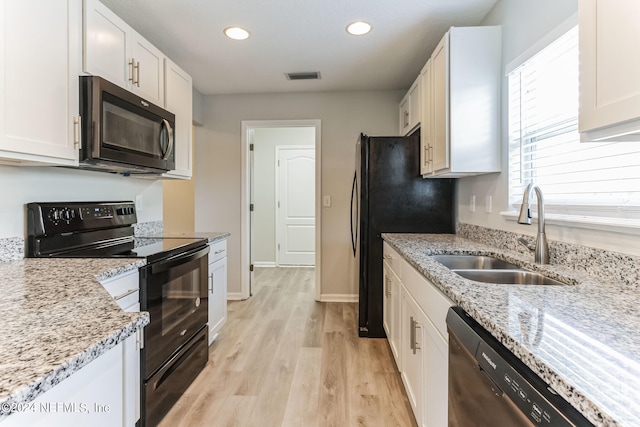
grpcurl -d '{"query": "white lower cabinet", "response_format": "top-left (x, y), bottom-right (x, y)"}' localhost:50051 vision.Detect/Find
top-left (383, 243), bottom-right (453, 427)
top-left (401, 289), bottom-right (427, 424)
top-left (383, 260), bottom-right (401, 364)
top-left (208, 239), bottom-right (228, 344)
top-left (1, 342), bottom-right (125, 427)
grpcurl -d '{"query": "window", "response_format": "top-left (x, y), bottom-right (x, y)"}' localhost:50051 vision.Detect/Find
top-left (508, 25), bottom-right (640, 222)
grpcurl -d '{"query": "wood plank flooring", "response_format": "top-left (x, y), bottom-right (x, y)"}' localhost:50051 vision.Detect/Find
top-left (158, 267), bottom-right (417, 427)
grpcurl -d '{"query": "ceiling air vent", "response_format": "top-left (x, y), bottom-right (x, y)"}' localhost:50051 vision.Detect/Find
top-left (285, 71), bottom-right (321, 80)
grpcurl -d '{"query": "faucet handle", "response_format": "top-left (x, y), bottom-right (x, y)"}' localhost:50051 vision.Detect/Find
top-left (517, 237), bottom-right (536, 253)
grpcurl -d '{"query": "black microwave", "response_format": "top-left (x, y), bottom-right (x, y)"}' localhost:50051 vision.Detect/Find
top-left (79, 75), bottom-right (175, 175)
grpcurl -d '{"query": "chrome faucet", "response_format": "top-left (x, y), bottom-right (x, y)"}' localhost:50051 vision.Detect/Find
top-left (517, 183), bottom-right (549, 264)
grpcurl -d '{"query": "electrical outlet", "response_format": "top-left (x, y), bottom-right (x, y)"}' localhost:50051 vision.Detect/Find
top-left (135, 195), bottom-right (144, 212)
top-left (470, 195), bottom-right (476, 213)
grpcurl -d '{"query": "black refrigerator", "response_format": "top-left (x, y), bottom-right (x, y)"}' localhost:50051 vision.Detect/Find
top-left (351, 130), bottom-right (455, 338)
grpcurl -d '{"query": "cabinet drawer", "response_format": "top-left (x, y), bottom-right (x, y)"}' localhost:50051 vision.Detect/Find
top-left (208, 240), bottom-right (227, 264)
top-left (100, 270), bottom-right (140, 310)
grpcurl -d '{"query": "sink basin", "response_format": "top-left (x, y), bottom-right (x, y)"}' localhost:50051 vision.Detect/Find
top-left (431, 255), bottom-right (521, 270)
top-left (453, 270), bottom-right (566, 286)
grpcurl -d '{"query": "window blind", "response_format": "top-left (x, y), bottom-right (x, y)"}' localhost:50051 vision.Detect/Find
top-left (508, 25), bottom-right (640, 221)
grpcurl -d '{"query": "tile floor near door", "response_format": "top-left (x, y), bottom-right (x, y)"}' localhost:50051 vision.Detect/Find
top-left (159, 267), bottom-right (417, 427)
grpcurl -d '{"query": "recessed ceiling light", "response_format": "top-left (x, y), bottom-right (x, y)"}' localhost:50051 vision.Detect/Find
top-left (224, 26), bottom-right (250, 40)
top-left (346, 21), bottom-right (372, 36)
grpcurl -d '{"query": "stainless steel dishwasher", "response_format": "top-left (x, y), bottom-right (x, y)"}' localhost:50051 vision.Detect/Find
top-left (446, 307), bottom-right (594, 427)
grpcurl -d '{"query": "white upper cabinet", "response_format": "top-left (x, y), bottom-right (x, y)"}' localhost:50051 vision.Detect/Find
top-left (0, 0), bottom-right (81, 166)
top-left (419, 59), bottom-right (433, 176)
top-left (163, 59), bottom-right (193, 179)
top-left (399, 75), bottom-right (422, 136)
top-left (426, 26), bottom-right (502, 178)
top-left (579, 0), bottom-right (640, 142)
top-left (84, 0), bottom-right (165, 106)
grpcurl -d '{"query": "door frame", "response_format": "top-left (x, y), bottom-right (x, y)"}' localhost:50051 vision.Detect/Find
top-left (275, 144), bottom-right (316, 267)
top-left (241, 120), bottom-right (322, 301)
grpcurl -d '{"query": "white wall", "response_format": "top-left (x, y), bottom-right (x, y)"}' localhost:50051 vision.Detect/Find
top-left (194, 90), bottom-right (403, 298)
top-left (0, 165), bottom-right (163, 238)
top-left (457, 0), bottom-right (640, 257)
top-left (253, 127), bottom-right (315, 265)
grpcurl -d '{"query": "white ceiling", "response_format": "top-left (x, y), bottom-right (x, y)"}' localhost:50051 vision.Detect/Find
top-left (100, 0), bottom-right (499, 95)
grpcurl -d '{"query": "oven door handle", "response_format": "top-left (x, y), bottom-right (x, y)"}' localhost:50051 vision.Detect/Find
top-left (151, 245), bottom-right (210, 274)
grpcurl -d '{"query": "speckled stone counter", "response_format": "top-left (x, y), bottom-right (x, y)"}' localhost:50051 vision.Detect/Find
top-left (0, 258), bottom-right (149, 417)
top-left (382, 233), bottom-right (640, 427)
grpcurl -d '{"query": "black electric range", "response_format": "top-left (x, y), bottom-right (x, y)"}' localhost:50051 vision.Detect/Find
top-left (25, 201), bottom-right (210, 427)
top-left (25, 201), bottom-right (206, 261)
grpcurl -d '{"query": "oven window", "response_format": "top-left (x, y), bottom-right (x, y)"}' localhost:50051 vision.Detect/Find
top-left (162, 268), bottom-right (201, 336)
top-left (103, 101), bottom-right (162, 156)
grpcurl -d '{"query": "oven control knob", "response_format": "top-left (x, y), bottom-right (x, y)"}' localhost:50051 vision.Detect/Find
top-left (195, 297), bottom-right (201, 307)
top-left (59, 208), bottom-right (76, 223)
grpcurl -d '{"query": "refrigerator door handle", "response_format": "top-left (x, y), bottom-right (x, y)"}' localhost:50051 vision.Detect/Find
top-left (350, 171), bottom-right (358, 256)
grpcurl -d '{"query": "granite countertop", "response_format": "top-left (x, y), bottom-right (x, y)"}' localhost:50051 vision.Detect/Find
top-left (0, 258), bottom-right (149, 417)
top-left (382, 233), bottom-right (640, 427)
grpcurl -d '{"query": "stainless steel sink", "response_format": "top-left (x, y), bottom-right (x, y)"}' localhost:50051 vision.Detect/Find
top-left (431, 255), bottom-right (521, 270)
top-left (452, 270), bottom-right (566, 286)
top-left (430, 254), bottom-right (568, 285)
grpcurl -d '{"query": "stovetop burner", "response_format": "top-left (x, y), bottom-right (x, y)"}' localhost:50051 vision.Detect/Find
top-left (25, 201), bottom-right (206, 261)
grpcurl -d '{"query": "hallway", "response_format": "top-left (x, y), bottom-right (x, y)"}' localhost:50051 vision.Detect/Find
top-left (159, 267), bottom-right (416, 427)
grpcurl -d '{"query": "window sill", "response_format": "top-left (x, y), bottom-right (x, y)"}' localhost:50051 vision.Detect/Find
top-left (500, 211), bottom-right (640, 236)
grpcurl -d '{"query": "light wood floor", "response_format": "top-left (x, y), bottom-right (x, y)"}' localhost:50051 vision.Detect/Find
top-left (158, 267), bottom-right (417, 427)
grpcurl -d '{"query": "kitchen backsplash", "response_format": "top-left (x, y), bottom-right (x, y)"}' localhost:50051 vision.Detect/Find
top-left (0, 237), bottom-right (24, 262)
top-left (457, 223), bottom-right (640, 290)
top-left (133, 221), bottom-right (164, 236)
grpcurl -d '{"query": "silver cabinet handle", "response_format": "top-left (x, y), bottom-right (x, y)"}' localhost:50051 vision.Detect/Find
top-left (414, 321), bottom-right (421, 354)
top-left (214, 249), bottom-right (225, 255)
top-left (128, 59), bottom-right (135, 84)
top-left (208, 273), bottom-right (214, 293)
top-left (384, 254), bottom-right (393, 260)
top-left (404, 111), bottom-right (410, 128)
top-left (73, 116), bottom-right (81, 148)
top-left (410, 317), bottom-right (421, 354)
top-left (410, 316), bottom-right (415, 352)
top-left (114, 288), bottom-right (138, 300)
top-left (135, 60), bottom-right (140, 87)
top-left (385, 277), bottom-right (392, 297)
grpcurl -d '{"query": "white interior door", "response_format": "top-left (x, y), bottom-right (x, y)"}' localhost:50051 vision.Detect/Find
top-left (276, 146), bottom-right (315, 266)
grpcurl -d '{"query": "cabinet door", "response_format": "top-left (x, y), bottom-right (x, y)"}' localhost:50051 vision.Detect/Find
top-left (388, 268), bottom-right (401, 368)
top-left (84, 0), bottom-right (131, 89)
top-left (420, 59), bottom-right (433, 176)
top-left (383, 263), bottom-right (393, 338)
top-left (163, 59), bottom-right (193, 179)
top-left (408, 76), bottom-right (421, 132)
top-left (0, 0), bottom-right (80, 165)
top-left (131, 34), bottom-right (165, 106)
top-left (401, 288), bottom-right (426, 426)
top-left (208, 256), bottom-right (227, 344)
top-left (1, 341), bottom-right (124, 427)
top-left (123, 331), bottom-right (142, 426)
top-left (579, 0), bottom-right (640, 140)
top-left (432, 32), bottom-right (449, 173)
top-left (423, 320), bottom-right (448, 427)
top-left (399, 94), bottom-right (411, 135)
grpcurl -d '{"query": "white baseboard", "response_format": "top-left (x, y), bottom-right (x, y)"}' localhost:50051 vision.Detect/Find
top-left (227, 292), bottom-right (244, 301)
top-left (253, 262), bottom-right (276, 267)
top-left (319, 294), bottom-right (358, 303)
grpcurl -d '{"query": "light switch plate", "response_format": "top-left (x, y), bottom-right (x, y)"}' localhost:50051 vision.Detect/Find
top-left (323, 195), bottom-right (331, 207)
